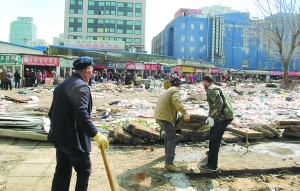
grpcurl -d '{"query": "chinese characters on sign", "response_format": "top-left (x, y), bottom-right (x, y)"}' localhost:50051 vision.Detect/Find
top-left (182, 66), bottom-right (194, 73)
top-left (172, 66), bottom-right (182, 72)
top-left (23, 55), bottom-right (60, 66)
top-left (115, 62), bottom-right (126, 69)
top-left (64, 39), bottom-right (125, 50)
top-left (0, 54), bottom-right (22, 64)
top-left (144, 63), bottom-right (159, 70)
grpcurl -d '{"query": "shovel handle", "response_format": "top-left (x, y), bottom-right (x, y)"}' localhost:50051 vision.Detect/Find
top-left (100, 146), bottom-right (116, 191)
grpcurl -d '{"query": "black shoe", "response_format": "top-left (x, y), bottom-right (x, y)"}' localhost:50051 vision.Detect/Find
top-left (199, 164), bottom-right (217, 171)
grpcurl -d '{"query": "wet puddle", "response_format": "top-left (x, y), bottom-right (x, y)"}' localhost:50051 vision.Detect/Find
top-left (250, 142), bottom-right (300, 157)
top-left (268, 147), bottom-right (295, 156)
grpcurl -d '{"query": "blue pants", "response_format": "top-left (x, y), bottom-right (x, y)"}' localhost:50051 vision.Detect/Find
top-left (51, 146), bottom-right (91, 191)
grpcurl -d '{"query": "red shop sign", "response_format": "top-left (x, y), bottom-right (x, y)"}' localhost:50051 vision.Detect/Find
top-left (23, 55), bottom-right (60, 66)
top-left (126, 62), bottom-right (136, 70)
top-left (173, 66), bottom-right (182, 72)
top-left (210, 68), bottom-right (219, 74)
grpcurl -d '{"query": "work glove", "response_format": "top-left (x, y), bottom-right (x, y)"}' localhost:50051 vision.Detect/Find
top-left (206, 117), bottom-right (214, 128)
top-left (183, 114), bottom-right (193, 122)
top-left (92, 132), bottom-right (109, 150)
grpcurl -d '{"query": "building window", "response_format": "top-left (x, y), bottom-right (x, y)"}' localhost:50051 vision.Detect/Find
top-left (88, 1), bottom-right (95, 6)
top-left (78, 18), bottom-right (82, 23)
top-left (77, 27), bottom-right (82, 32)
top-left (117, 20), bottom-right (123, 25)
top-left (118, 2), bottom-right (124, 7)
top-left (105, 10), bottom-right (110, 15)
top-left (105, 19), bottom-right (110, 24)
top-left (128, 3), bottom-right (133, 7)
top-left (135, 30), bottom-right (141, 35)
top-left (127, 12), bottom-right (133, 17)
top-left (110, 19), bottom-right (115, 24)
top-left (69, 27), bottom-right (74, 32)
top-left (109, 37), bottom-right (115, 41)
top-left (229, 40), bottom-right (232, 43)
top-left (99, 2), bottom-right (104, 6)
top-left (242, 60), bottom-right (248, 67)
top-left (190, 36), bottom-right (194, 42)
top-left (134, 38), bottom-right (141, 44)
top-left (97, 28), bottom-right (103, 32)
top-left (97, 37), bottom-right (104, 40)
top-left (181, 23), bottom-right (185, 29)
top-left (135, 12), bottom-right (142, 17)
top-left (78, 0), bottom-right (82, 5)
top-left (189, 47), bottom-right (195, 52)
top-left (70, 0), bottom-right (75, 5)
top-left (200, 24), bottom-right (204, 30)
top-left (88, 18), bottom-right (94, 23)
top-left (126, 38), bottom-right (133, 43)
top-left (88, 10), bottom-right (94, 14)
top-left (190, 57), bottom-right (193, 60)
top-left (78, 9), bottom-right (82, 14)
top-left (106, 1), bottom-right (110, 6)
top-left (180, 46), bottom-right (184, 52)
top-left (181, 35), bottom-right (185, 41)
top-left (127, 20), bottom-right (133, 25)
top-left (68, 35), bottom-right (74, 39)
top-left (135, 21), bottom-right (141, 25)
top-left (98, 19), bottom-right (104, 24)
top-left (87, 28), bottom-right (94, 32)
top-left (116, 37), bottom-right (123, 41)
top-left (117, 29), bottom-right (123, 33)
top-left (111, 11), bottom-right (116, 15)
top-left (199, 37), bottom-right (203, 42)
top-left (111, 2), bottom-right (116, 6)
top-left (87, 36), bottom-right (94, 40)
top-left (118, 11), bottom-right (124, 16)
top-left (109, 28), bottom-right (115, 33)
top-left (99, 10), bottom-right (104, 15)
top-left (136, 3), bottom-right (142, 8)
top-left (190, 24), bottom-right (194, 29)
top-left (70, 9), bottom-right (75, 14)
top-left (126, 29), bottom-right (133, 34)
top-left (69, 18), bottom-right (74, 22)
top-left (199, 48), bottom-right (203, 53)
top-left (237, 40), bottom-right (240, 44)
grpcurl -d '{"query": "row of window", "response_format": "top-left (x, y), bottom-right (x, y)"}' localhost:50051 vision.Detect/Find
top-left (181, 36), bottom-right (204, 42)
top-left (82, 18), bottom-right (141, 25)
top-left (181, 23), bottom-right (204, 30)
top-left (87, 9), bottom-right (142, 17)
top-left (85, 28), bottom-right (141, 34)
top-left (180, 47), bottom-right (205, 53)
top-left (85, 1), bottom-right (142, 8)
top-left (68, 35), bottom-right (141, 44)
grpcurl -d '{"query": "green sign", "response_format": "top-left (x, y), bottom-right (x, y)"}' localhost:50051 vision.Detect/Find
top-left (0, 54), bottom-right (22, 65)
top-left (59, 58), bottom-right (74, 68)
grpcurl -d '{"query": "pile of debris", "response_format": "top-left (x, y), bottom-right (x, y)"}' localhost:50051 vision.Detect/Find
top-left (275, 119), bottom-right (300, 138)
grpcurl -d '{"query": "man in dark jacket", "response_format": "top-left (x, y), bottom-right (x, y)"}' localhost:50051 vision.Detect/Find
top-left (199, 75), bottom-right (234, 171)
top-left (24, 68), bottom-right (31, 87)
top-left (14, 70), bottom-right (21, 89)
top-left (48, 56), bottom-right (109, 191)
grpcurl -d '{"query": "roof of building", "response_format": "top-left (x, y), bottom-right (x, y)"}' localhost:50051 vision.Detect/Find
top-left (0, 41), bottom-right (44, 51)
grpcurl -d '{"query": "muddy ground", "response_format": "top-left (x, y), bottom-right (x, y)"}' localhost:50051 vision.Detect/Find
top-left (0, 85), bottom-right (299, 190)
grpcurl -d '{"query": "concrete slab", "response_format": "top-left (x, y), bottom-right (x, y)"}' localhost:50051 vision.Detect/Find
top-left (4, 146), bottom-right (35, 153)
top-left (8, 164), bottom-right (48, 177)
top-left (30, 146), bottom-right (56, 153)
top-left (20, 153), bottom-right (55, 164)
top-left (5, 177), bottom-right (39, 191)
top-left (32, 177), bottom-right (52, 191)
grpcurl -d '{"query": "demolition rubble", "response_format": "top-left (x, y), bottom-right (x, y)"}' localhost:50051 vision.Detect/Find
top-left (0, 81), bottom-right (299, 144)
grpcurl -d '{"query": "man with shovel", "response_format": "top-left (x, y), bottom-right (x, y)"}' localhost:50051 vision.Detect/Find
top-left (199, 75), bottom-right (234, 171)
top-left (48, 56), bottom-right (109, 191)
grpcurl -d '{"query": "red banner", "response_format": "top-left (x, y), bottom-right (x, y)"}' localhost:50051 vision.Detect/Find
top-left (144, 64), bottom-right (158, 70)
top-left (23, 55), bottom-right (60, 66)
top-left (94, 65), bottom-right (107, 69)
top-left (210, 68), bottom-right (219, 74)
top-left (173, 66), bottom-right (182, 72)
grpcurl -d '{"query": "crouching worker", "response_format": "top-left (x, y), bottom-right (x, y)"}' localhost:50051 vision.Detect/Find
top-left (155, 77), bottom-right (192, 172)
top-left (199, 75), bottom-right (234, 171)
top-left (48, 56), bottom-right (109, 191)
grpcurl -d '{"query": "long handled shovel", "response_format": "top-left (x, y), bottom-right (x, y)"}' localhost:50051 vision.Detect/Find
top-left (100, 146), bottom-right (116, 191)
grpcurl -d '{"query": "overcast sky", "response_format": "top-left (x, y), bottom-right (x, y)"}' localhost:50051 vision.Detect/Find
top-left (0, 0), bottom-right (250, 52)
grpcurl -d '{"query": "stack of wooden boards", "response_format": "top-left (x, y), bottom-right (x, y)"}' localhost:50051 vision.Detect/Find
top-left (274, 119), bottom-right (300, 138)
top-left (0, 112), bottom-right (49, 141)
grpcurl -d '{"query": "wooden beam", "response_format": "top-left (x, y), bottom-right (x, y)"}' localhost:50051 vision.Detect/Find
top-left (226, 128), bottom-right (263, 138)
top-left (276, 119), bottom-right (300, 125)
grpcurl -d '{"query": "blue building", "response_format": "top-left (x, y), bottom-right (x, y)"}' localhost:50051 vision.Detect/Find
top-left (151, 12), bottom-right (300, 72)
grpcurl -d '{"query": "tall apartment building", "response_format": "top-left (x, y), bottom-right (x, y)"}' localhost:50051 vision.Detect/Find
top-left (64, 0), bottom-right (146, 51)
top-left (9, 17), bottom-right (37, 46)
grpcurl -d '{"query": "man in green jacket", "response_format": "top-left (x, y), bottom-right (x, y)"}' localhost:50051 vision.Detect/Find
top-left (155, 77), bottom-right (192, 172)
top-left (199, 75), bottom-right (234, 171)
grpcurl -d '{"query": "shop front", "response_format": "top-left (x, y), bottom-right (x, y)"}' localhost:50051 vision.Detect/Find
top-left (106, 61), bottom-right (116, 72)
top-left (0, 54), bottom-right (23, 86)
top-left (115, 62), bottom-right (126, 72)
top-left (182, 66), bottom-right (194, 73)
top-left (126, 62), bottom-right (144, 74)
top-left (244, 70), bottom-right (270, 82)
top-left (143, 63), bottom-right (160, 76)
top-left (59, 58), bottom-right (74, 78)
top-left (172, 65), bottom-right (182, 73)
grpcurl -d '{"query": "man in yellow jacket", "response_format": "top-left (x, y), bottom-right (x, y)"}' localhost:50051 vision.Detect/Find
top-left (155, 77), bottom-right (192, 172)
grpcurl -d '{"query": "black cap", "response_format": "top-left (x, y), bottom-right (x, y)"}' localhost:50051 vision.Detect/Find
top-left (73, 56), bottom-right (95, 70)
top-left (203, 75), bottom-right (214, 83)
top-left (170, 77), bottom-right (181, 87)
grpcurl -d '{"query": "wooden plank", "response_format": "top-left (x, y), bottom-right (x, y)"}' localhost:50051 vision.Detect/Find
top-left (276, 119), bottom-right (300, 125)
top-left (0, 128), bottom-right (47, 141)
top-left (226, 128), bottom-right (263, 138)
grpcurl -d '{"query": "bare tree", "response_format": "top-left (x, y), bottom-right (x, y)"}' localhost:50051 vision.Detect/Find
top-left (250, 0), bottom-right (300, 85)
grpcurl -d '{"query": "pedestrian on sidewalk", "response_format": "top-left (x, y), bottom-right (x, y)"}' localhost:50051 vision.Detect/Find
top-left (199, 75), bottom-right (234, 171)
top-left (48, 56), bottom-right (109, 191)
top-left (155, 77), bottom-right (192, 172)
top-left (0, 68), bottom-right (6, 90)
top-left (5, 69), bottom-right (13, 90)
top-left (14, 70), bottom-right (21, 89)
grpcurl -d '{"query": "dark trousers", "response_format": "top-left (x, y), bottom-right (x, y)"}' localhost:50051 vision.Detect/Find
top-left (51, 146), bottom-right (91, 191)
top-left (1, 81), bottom-right (5, 90)
top-left (5, 82), bottom-right (12, 90)
top-left (25, 78), bottom-right (31, 87)
top-left (207, 119), bottom-right (233, 169)
top-left (15, 79), bottom-right (20, 89)
top-left (156, 120), bottom-right (177, 164)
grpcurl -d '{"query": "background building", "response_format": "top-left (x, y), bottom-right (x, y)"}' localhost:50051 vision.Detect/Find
top-left (53, 33), bottom-right (64, 45)
top-left (9, 17), bottom-right (37, 46)
top-left (201, 5), bottom-right (240, 17)
top-left (64, 0), bottom-right (146, 51)
top-left (28, 39), bottom-right (48, 46)
top-left (151, 8), bottom-right (300, 71)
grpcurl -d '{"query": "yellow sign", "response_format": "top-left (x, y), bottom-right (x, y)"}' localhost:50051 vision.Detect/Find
top-left (182, 66), bottom-right (194, 73)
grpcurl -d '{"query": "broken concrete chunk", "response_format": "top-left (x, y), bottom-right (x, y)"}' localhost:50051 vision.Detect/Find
top-left (252, 126), bottom-right (275, 138)
top-left (283, 129), bottom-right (300, 138)
top-left (125, 120), bottom-right (160, 141)
top-left (276, 119), bottom-right (300, 126)
top-left (227, 128), bottom-right (264, 138)
top-left (176, 115), bottom-right (207, 131)
top-left (222, 131), bottom-right (243, 143)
